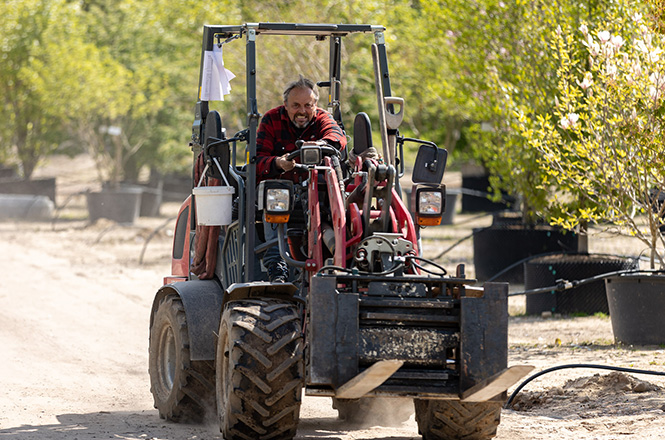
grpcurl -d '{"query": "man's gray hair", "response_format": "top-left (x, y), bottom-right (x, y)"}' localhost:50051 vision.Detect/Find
top-left (283, 75), bottom-right (319, 102)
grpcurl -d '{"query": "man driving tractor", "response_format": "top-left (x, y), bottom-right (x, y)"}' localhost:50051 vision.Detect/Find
top-left (256, 75), bottom-right (347, 282)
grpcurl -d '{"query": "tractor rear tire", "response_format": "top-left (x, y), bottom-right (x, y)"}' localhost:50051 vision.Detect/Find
top-left (216, 299), bottom-right (304, 440)
top-left (149, 293), bottom-right (216, 422)
top-left (333, 397), bottom-right (414, 426)
top-left (414, 399), bottom-right (502, 440)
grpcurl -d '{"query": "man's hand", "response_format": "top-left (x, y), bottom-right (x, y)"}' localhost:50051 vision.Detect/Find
top-left (276, 154), bottom-right (296, 172)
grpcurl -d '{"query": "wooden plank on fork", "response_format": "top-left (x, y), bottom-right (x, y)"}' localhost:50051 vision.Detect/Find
top-left (336, 360), bottom-right (404, 399)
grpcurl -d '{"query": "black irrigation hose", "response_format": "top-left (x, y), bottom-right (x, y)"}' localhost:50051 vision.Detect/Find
top-left (425, 209), bottom-right (525, 262)
top-left (486, 250), bottom-right (644, 283)
top-left (456, 188), bottom-right (515, 206)
top-left (430, 229), bottom-right (482, 261)
top-left (485, 250), bottom-right (580, 283)
top-left (459, 210), bottom-right (498, 225)
top-left (139, 215), bottom-right (177, 264)
top-left (505, 363), bottom-right (665, 408)
top-left (508, 268), bottom-right (665, 297)
top-left (51, 190), bottom-right (89, 230)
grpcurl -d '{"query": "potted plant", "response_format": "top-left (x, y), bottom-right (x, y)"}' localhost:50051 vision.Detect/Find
top-left (442, 1), bottom-right (665, 292)
top-left (77, 81), bottom-right (188, 222)
top-left (522, 10), bottom-right (665, 343)
top-left (73, 2), bottom-right (201, 223)
top-left (436, 1), bottom-right (610, 283)
top-left (78, 122), bottom-right (142, 225)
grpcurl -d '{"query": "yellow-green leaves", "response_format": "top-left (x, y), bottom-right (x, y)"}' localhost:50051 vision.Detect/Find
top-left (526, 5), bottom-right (665, 268)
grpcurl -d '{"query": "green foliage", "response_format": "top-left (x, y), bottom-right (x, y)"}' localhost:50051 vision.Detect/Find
top-left (0, 0), bottom-right (469, 181)
top-left (10, 0), bottom-right (652, 206)
top-left (430, 0), bottom-right (628, 222)
top-left (0, 0), bottom-right (240, 182)
top-left (0, 0), bottom-right (105, 178)
top-left (75, 0), bottom-right (238, 183)
top-left (522, 5), bottom-right (665, 267)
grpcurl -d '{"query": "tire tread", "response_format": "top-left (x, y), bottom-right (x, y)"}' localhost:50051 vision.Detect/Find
top-left (415, 399), bottom-right (502, 440)
top-left (218, 299), bottom-right (303, 440)
top-left (149, 294), bottom-right (216, 423)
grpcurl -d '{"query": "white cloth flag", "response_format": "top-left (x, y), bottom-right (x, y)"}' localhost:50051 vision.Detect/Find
top-left (200, 45), bottom-right (236, 101)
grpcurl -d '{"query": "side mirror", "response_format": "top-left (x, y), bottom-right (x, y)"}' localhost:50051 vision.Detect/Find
top-left (412, 143), bottom-right (447, 184)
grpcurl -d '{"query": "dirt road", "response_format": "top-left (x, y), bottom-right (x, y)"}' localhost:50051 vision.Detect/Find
top-left (0, 216), bottom-right (421, 439)
top-left (1, 158), bottom-right (664, 439)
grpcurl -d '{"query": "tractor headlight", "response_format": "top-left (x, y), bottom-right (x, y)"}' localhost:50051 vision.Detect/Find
top-left (259, 180), bottom-right (293, 223)
top-left (418, 191), bottom-right (443, 215)
top-left (412, 183), bottom-right (445, 226)
top-left (267, 188), bottom-right (290, 211)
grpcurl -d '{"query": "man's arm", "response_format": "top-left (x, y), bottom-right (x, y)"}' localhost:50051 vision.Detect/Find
top-left (317, 111), bottom-right (347, 152)
top-left (256, 110), bottom-right (282, 180)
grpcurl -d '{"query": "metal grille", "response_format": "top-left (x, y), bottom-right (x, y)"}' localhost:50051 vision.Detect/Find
top-left (222, 222), bottom-right (241, 287)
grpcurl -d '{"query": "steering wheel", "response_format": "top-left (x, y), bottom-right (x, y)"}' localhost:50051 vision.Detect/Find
top-left (284, 143), bottom-right (340, 173)
top-left (287, 143), bottom-right (341, 161)
top-left (285, 150), bottom-right (301, 161)
top-left (285, 149), bottom-right (308, 172)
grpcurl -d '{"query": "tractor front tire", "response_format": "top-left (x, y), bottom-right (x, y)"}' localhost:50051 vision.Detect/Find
top-left (414, 399), bottom-right (502, 440)
top-left (216, 299), bottom-right (304, 440)
top-left (149, 293), bottom-right (215, 422)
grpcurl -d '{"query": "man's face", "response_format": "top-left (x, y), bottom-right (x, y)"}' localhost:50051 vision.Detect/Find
top-left (285, 87), bottom-right (317, 129)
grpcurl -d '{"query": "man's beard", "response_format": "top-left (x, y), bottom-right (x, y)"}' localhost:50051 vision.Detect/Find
top-left (293, 113), bottom-right (310, 128)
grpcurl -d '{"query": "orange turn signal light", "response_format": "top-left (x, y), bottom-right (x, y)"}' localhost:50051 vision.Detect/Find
top-left (265, 213), bottom-right (290, 223)
top-left (417, 215), bottom-right (442, 226)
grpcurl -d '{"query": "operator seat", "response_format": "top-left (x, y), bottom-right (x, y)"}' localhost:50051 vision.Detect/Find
top-left (352, 112), bottom-right (373, 157)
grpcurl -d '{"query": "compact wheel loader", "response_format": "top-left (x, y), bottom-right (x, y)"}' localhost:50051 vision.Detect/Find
top-left (148, 22), bottom-right (531, 440)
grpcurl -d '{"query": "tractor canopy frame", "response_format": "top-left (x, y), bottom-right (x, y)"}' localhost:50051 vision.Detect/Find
top-left (190, 23), bottom-right (391, 284)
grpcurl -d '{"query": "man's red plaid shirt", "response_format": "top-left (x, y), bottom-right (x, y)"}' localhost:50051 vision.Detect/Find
top-left (256, 105), bottom-right (347, 182)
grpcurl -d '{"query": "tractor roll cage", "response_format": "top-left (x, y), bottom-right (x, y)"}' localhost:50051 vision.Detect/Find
top-left (191, 23), bottom-right (392, 284)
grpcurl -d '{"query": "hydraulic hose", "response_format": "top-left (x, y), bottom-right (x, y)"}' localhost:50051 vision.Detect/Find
top-left (330, 155), bottom-right (346, 205)
top-left (277, 224), bottom-right (306, 268)
top-left (505, 363), bottom-right (665, 408)
top-left (407, 255), bottom-right (447, 276)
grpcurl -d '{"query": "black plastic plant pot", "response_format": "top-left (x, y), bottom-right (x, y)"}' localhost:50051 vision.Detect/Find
top-left (442, 190), bottom-right (458, 225)
top-left (605, 274), bottom-right (665, 345)
top-left (107, 181), bottom-right (163, 217)
top-left (473, 224), bottom-right (579, 284)
top-left (86, 187), bottom-right (142, 225)
top-left (524, 254), bottom-right (638, 315)
top-left (0, 177), bottom-right (57, 203)
top-left (138, 185), bottom-right (163, 217)
top-left (460, 173), bottom-right (512, 213)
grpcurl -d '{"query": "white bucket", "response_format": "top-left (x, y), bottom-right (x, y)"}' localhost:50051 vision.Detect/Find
top-left (193, 185), bottom-right (235, 226)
